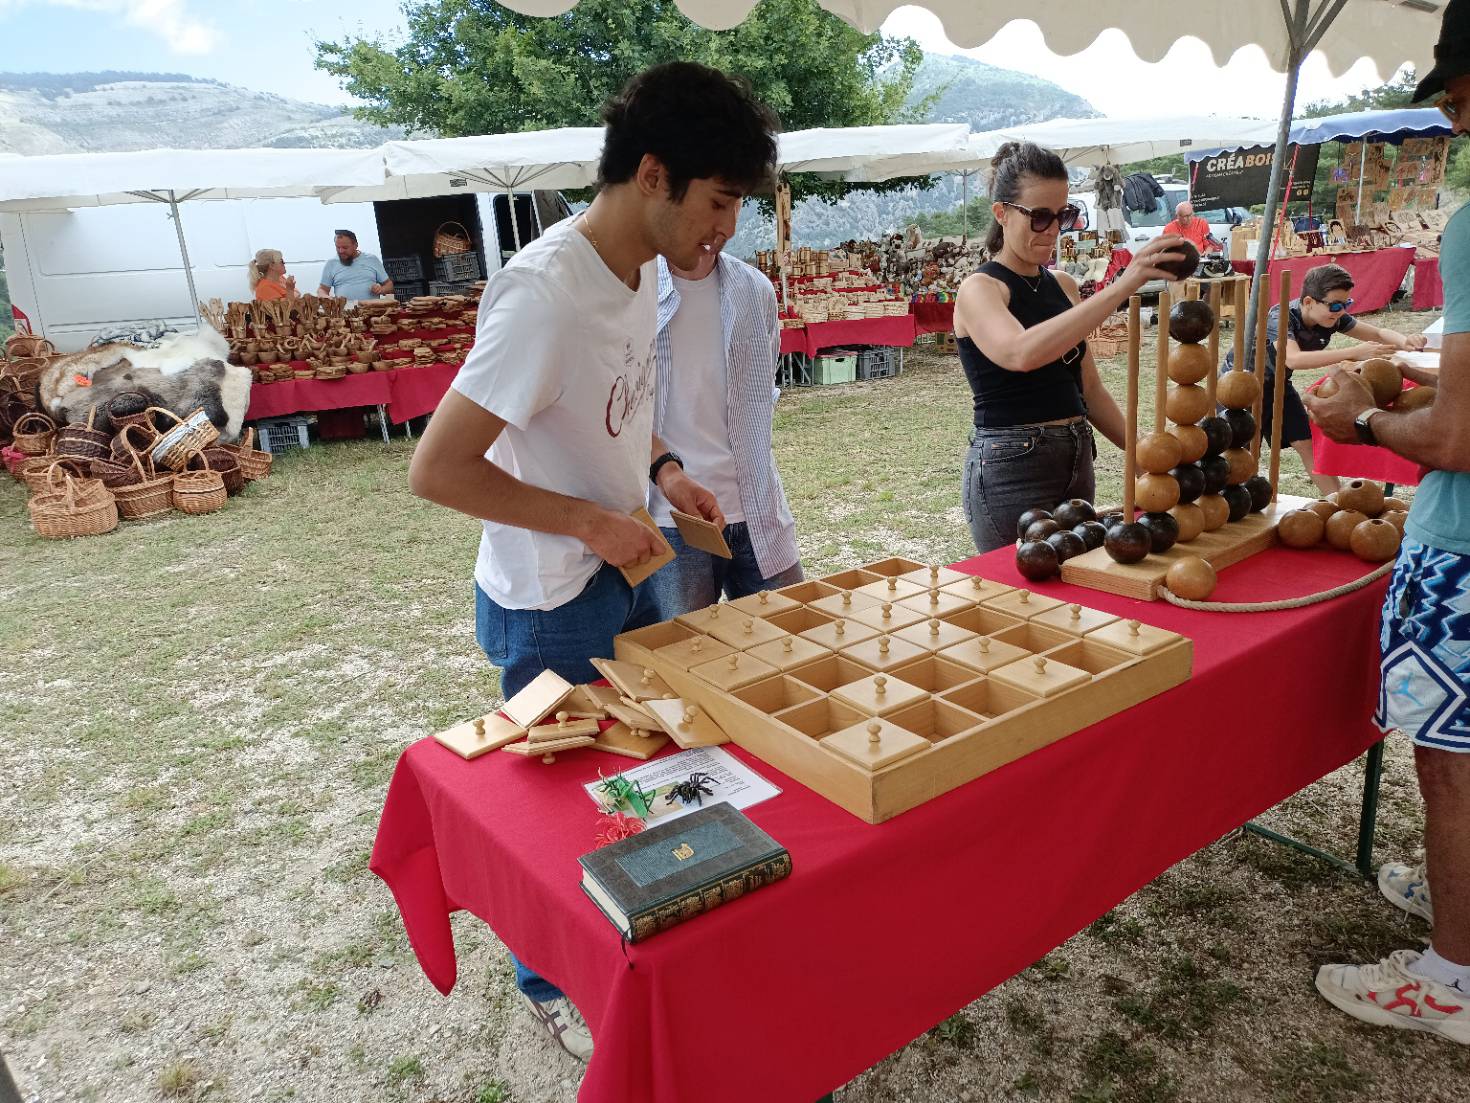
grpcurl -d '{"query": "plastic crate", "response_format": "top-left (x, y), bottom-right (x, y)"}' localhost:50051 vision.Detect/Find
top-left (391, 281), bottom-right (427, 303)
top-left (254, 416), bottom-right (311, 454)
top-left (813, 351), bottom-right (857, 385)
top-left (857, 347), bottom-right (897, 380)
top-left (435, 253), bottom-right (482, 283)
top-left (384, 256), bottom-right (424, 283)
top-left (428, 280), bottom-right (476, 296)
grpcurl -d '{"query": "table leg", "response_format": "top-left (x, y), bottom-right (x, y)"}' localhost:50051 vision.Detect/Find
top-left (1242, 739), bottom-right (1384, 880)
top-left (376, 405), bottom-right (390, 444)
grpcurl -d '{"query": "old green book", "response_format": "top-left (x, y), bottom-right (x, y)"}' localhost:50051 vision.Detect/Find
top-left (579, 802), bottom-right (791, 943)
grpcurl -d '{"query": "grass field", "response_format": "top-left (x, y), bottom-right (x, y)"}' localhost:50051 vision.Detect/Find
top-left (0, 304), bottom-right (1457, 1103)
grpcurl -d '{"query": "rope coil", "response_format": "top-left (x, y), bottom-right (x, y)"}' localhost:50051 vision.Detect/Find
top-left (1159, 560), bottom-right (1394, 612)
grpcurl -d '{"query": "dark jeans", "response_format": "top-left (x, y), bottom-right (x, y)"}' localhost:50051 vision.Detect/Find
top-left (645, 522), bottom-right (804, 621)
top-left (962, 420), bottom-right (1095, 554)
top-left (475, 563), bottom-right (663, 1002)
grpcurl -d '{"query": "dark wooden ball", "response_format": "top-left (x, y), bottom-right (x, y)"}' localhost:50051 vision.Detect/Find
top-left (1015, 508), bottom-right (1053, 541)
top-left (1104, 521), bottom-right (1152, 564)
top-left (1223, 483), bottom-right (1252, 522)
top-left (1224, 408), bottom-right (1257, 450)
top-left (1139, 511), bottom-right (1180, 553)
top-left (1046, 530), bottom-right (1088, 563)
top-left (1200, 455), bottom-right (1230, 495)
top-left (1169, 299), bottom-right (1215, 345)
top-left (1170, 463), bottom-right (1205, 504)
top-left (1200, 415), bottom-right (1233, 458)
top-left (1156, 240), bottom-right (1200, 281)
top-left (1073, 521), bottom-right (1108, 551)
top-left (1245, 475), bottom-right (1273, 513)
top-left (1015, 538), bottom-right (1060, 581)
top-left (1098, 511), bottom-right (1125, 531)
top-left (1052, 499), bottom-right (1097, 529)
top-left (1023, 518), bottom-right (1061, 542)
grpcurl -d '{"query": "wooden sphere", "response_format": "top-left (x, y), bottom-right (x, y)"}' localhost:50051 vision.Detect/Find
top-left (1381, 509), bottom-right (1408, 534)
top-left (1223, 483), bottom-right (1253, 522)
top-left (1245, 475), bottom-right (1273, 513)
top-left (1015, 539), bottom-right (1060, 581)
top-left (1166, 384), bottom-right (1212, 426)
top-left (1200, 415), bottom-right (1234, 458)
top-left (1316, 374), bottom-right (1341, 399)
top-left (1278, 509), bottom-right (1325, 548)
top-left (1350, 517), bottom-right (1402, 562)
top-left (1140, 511), bottom-right (1181, 553)
top-left (1016, 508), bottom-right (1054, 541)
top-left (1360, 358), bottom-right (1403, 408)
top-left (1171, 463), bottom-right (1205, 504)
top-left (1169, 300), bottom-right (1216, 345)
top-left (1197, 494), bottom-right (1230, 531)
top-left (1136, 431), bottom-right (1183, 474)
top-left (1165, 556), bottom-right (1217, 600)
top-left (1306, 499), bottom-right (1338, 522)
top-left (1224, 447), bottom-right (1258, 485)
top-left (1200, 455), bottom-right (1230, 495)
top-left (1224, 408), bottom-right (1257, 449)
top-left (1052, 499), bottom-right (1097, 528)
top-left (1394, 385), bottom-right (1436, 411)
top-left (1217, 370), bottom-right (1263, 411)
top-left (1338, 479), bottom-right (1386, 516)
top-left (1168, 343), bottom-right (1213, 385)
top-left (1024, 518), bottom-right (1061, 542)
top-left (1170, 424), bottom-right (1209, 464)
top-left (1325, 508), bottom-right (1369, 551)
top-left (1104, 521), bottom-right (1151, 564)
top-left (1134, 473), bottom-right (1181, 513)
top-left (1156, 240), bottom-right (1200, 281)
top-left (1383, 496), bottom-right (1409, 513)
top-left (1168, 501), bottom-right (1205, 543)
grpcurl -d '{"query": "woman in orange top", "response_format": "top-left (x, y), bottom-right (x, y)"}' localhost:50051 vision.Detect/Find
top-left (249, 249), bottom-right (299, 301)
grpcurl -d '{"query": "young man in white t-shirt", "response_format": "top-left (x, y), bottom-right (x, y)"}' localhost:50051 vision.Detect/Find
top-left (407, 62), bottom-right (780, 1062)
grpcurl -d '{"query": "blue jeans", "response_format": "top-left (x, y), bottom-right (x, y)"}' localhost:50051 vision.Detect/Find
top-left (475, 563), bottom-right (663, 1001)
top-left (644, 522), bottom-right (804, 621)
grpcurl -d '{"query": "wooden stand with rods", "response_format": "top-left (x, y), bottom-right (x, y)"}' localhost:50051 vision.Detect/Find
top-left (1250, 278), bottom-right (1271, 460)
top-left (1268, 271), bottom-right (1292, 500)
top-left (1123, 295), bottom-right (1140, 520)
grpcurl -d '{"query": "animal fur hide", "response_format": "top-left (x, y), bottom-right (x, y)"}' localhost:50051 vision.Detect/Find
top-left (36, 329), bottom-right (251, 442)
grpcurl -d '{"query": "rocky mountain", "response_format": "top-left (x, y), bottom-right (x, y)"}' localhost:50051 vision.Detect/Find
top-left (906, 53), bottom-right (1097, 131)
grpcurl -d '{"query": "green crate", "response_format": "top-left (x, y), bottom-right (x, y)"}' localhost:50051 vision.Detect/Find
top-left (814, 351), bottom-right (857, 385)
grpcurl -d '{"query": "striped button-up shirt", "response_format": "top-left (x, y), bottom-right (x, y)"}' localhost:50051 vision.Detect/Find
top-left (653, 254), bottom-right (799, 580)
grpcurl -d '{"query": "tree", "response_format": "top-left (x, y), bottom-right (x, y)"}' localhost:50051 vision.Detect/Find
top-left (912, 197), bottom-right (993, 240)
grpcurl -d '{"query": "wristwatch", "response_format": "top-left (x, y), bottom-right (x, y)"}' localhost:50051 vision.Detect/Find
top-left (649, 451), bottom-right (684, 484)
top-left (1353, 408), bottom-right (1381, 446)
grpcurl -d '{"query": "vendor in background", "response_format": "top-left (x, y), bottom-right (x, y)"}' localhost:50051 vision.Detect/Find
top-left (954, 141), bottom-right (1185, 553)
top-left (317, 229), bottom-right (392, 300)
top-left (645, 243), bottom-right (803, 620)
top-left (1220, 263), bottom-right (1425, 497)
top-left (248, 249), bottom-right (298, 302)
top-left (1161, 201), bottom-right (1219, 253)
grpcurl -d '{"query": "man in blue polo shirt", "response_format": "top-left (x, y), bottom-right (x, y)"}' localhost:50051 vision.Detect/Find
top-left (1304, 0), bottom-right (1470, 1044)
top-left (317, 229), bottom-right (392, 300)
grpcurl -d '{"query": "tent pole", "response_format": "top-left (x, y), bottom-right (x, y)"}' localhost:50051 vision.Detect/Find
top-left (508, 186), bottom-right (523, 254)
top-left (1355, 139), bottom-right (1367, 222)
top-left (962, 171), bottom-right (969, 244)
top-left (167, 189), bottom-right (202, 324)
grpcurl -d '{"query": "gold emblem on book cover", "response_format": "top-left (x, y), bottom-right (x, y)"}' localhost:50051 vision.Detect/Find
top-left (671, 843), bottom-right (695, 861)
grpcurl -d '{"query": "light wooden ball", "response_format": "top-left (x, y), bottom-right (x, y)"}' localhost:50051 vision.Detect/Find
top-left (1394, 386), bottom-right (1436, 411)
top-left (1350, 517), bottom-right (1402, 562)
top-left (1168, 343), bottom-right (1213, 385)
top-left (1135, 473), bottom-right (1181, 513)
top-left (1217, 370), bottom-right (1263, 411)
top-left (1168, 502), bottom-right (1205, 543)
top-left (1170, 424), bottom-right (1209, 464)
top-left (1136, 431), bottom-right (1183, 474)
top-left (1360, 358), bottom-right (1403, 407)
top-left (1165, 556), bottom-right (1217, 600)
top-left (1224, 447), bottom-right (1258, 485)
top-left (1166, 384), bottom-right (1212, 426)
top-left (1325, 509), bottom-right (1369, 551)
top-left (1338, 479), bottom-right (1386, 517)
top-left (1383, 496), bottom-right (1409, 513)
top-left (1306, 499), bottom-right (1338, 522)
top-left (1277, 508), bottom-right (1325, 548)
top-left (1197, 494), bottom-right (1230, 532)
top-left (1381, 509), bottom-right (1408, 534)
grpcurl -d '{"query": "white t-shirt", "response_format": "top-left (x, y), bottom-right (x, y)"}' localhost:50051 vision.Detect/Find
top-left (649, 271), bottom-right (744, 527)
top-left (452, 220), bottom-right (658, 611)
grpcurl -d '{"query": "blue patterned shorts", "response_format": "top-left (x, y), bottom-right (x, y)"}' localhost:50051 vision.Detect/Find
top-left (1377, 538), bottom-right (1470, 752)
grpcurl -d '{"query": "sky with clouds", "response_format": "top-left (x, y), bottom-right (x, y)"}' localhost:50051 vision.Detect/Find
top-left (2, 0), bottom-right (1408, 120)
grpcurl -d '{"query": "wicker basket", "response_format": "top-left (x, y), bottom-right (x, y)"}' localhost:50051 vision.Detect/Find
top-left (111, 446), bottom-right (174, 521)
top-left (55, 406), bottom-right (112, 462)
top-left (5, 334), bottom-right (56, 360)
top-left (172, 455), bottom-right (227, 515)
top-left (105, 390), bottom-right (155, 432)
top-left (196, 447), bottom-right (243, 496)
top-left (21, 456), bottom-right (87, 495)
top-left (433, 221), bottom-right (473, 258)
top-left (220, 427), bottom-right (273, 481)
top-left (0, 383), bottom-right (32, 442)
top-left (27, 472), bottom-right (118, 539)
top-left (111, 422), bottom-right (160, 463)
top-left (88, 451), bottom-right (144, 490)
top-left (12, 412), bottom-right (56, 457)
top-left (149, 407), bottom-right (219, 472)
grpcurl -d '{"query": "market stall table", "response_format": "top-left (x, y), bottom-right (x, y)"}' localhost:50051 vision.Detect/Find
top-left (797, 313), bottom-right (916, 359)
top-left (1412, 255), bottom-right (1444, 310)
top-left (1304, 374), bottom-right (1425, 487)
top-left (371, 543), bottom-right (1387, 1103)
top-left (911, 300), bottom-right (955, 336)
top-left (1230, 246), bottom-right (1414, 314)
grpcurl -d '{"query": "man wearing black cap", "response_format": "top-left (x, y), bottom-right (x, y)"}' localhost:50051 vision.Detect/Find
top-left (1305, 0), bottom-right (1470, 1045)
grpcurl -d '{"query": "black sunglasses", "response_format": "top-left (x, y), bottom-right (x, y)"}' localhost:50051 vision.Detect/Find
top-left (1002, 201), bottom-right (1082, 233)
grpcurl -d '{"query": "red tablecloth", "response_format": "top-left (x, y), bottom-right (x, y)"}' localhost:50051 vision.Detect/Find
top-left (912, 301), bottom-right (955, 335)
top-left (778, 328), bottom-right (805, 356)
top-left (371, 545), bottom-right (1386, 1103)
top-left (1303, 377), bottom-right (1423, 487)
top-left (245, 372), bottom-right (393, 420)
top-left (388, 362), bottom-right (460, 424)
top-left (1413, 256), bottom-right (1444, 311)
top-left (798, 314), bottom-right (916, 357)
top-left (1230, 247), bottom-right (1415, 314)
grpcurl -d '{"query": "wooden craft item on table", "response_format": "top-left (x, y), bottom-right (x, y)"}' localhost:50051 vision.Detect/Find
top-left (1086, 618), bottom-right (1180, 656)
top-left (745, 633), bottom-right (831, 672)
top-left (899, 564), bottom-right (970, 588)
top-left (831, 672), bottom-right (929, 718)
top-left (617, 508), bottom-right (677, 588)
top-left (705, 614), bottom-right (789, 651)
top-left (528, 711), bottom-right (604, 743)
top-left (727, 589), bottom-right (801, 618)
top-left (800, 616), bottom-right (880, 652)
top-left (896, 587), bottom-right (975, 619)
top-left (854, 575), bottom-right (926, 602)
top-left (503, 734), bottom-right (597, 763)
top-left (501, 669), bottom-right (576, 728)
top-left (848, 600), bottom-right (928, 634)
top-left (980, 588), bottom-right (1065, 620)
top-left (1030, 602), bottom-right (1120, 636)
top-left (822, 718), bottom-right (929, 770)
top-left (592, 720), bottom-right (671, 760)
top-left (837, 632), bottom-right (929, 673)
top-left (644, 699), bottom-right (730, 748)
top-left (670, 509), bottom-right (732, 559)
top-left (989, 654), bottom-right (1092, 698)
top-left (674, 603), bottom-right (729, 632)
top-left (690, 650), bottom-right (780, 692)
top-left (561, 684), bottom-right (615, 719)
top-left (937, 633), bottom-right (1031, 675)
top-left (940, 575), bottom-right (1016, 603)
top-left (893, 616), bottom-right (979, 654)
top-left (607, 699), bottom-right (666, 732)
top-left (434, 713), bottom-right (527, 760)
top-left (589, 657), bottom-right (673, 703)
top-left (655, 633), bottom-right (737, 672)
top-left (808, 589), bottom-right (883, 618)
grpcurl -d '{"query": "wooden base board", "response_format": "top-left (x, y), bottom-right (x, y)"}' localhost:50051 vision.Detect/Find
top-left (1059, 496), bottom-right (1311, 600)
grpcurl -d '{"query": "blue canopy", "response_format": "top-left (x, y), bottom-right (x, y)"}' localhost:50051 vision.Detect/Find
top-left (1188, 107), bottom-right (1452, 161)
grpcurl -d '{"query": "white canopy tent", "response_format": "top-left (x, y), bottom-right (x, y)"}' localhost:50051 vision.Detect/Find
top-left (776, 123), bottom-right (971, 179)
top-left (0, 146), bottom-right (386, 320)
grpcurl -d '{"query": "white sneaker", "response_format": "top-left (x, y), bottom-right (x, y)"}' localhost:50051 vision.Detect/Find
top-left (1379, 861), bottom-right (1434, 923)
top-left (518, 991), bottom-right (593, 1061)
top-left (1315, 949), bottom-right (1470, 1044)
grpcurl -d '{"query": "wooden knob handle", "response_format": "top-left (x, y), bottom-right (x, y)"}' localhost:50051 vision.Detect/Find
top-left (867, 721), bottom-right (882, 746)
top-left (1018, 589), bottom-right (1031, 604)
top-left (474, 717), bottom-right (486, 738)
top-left (978, 635), bottom-right (990, 653)
top-left (874, 675), bottom-right (887, 694)
top-left (758, 590), bottom-right (770, 604)
top-left (681, 707), bottom-right (697, 726)
top-left (841, 590), bottom-right (854, 605)
top-left (1034, 657), bottom-right (1047, 674)
top-left (743, 618), bottom-right (755, 634)
top-left (886, 577), bottom-right (898, 591)
top-left (641, 668), bottom-right (655, 684)
top-left (835, 619), bottom-right (846, 635)
top-left (928, 564), bottom-right (940, 578)
top-left (692, 638), bottom-right (704, 652)
top-left (728, 654), bottom-right (739, 669)
top-left (782, 636), bottom-right (794, 652)
top-left (928, 588), bottom-right (941, 605)
top-left (708, 604), bottom-right (720, 618)
top-left (1069, 603), bottom-right (1081, 620)
top-left (1128, 619), bottom-right (1141, 636)
top-left (929, 618), bottom-right (941, 635)
top-left (556, 710), bottom-right (569, 726)
top-left (541, 752), bottom-right (557, 764)
top-left (878, 635), bottom-right (890, 654)
top-left (881, 602), bottom-right (893, 617)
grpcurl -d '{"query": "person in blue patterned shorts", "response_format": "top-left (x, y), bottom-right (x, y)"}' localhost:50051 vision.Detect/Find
top-left (1303, 1), bottom-right (1470, 1044)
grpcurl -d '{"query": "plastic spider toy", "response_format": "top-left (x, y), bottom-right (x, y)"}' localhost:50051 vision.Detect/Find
top-left (665, 772), bottom-right (716, 807)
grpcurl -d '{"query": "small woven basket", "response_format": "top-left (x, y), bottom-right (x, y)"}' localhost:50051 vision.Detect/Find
top-left (433, 221), bottom-right (473, 257)
top-left (149, 407), bottom-right (219, 472)
top-left (111, 443), bottom-right (174, 521)
top-left (111, 422), bottom-right (160, 463)
top-left (221, 427), bottom-right (273, 481)
top-left (21, 456), bottom-right (87, 495)
top-left (55, 406), bottom-right (112, 462)
top-left (105, 390), bottom-right (155, 432)
top-left (13, 412), bottom-right (56, 457)
top-left (172, 453), bottom-right (227, 515)
top-left (195, 447), bottom-right (243, 496)
top-left (27, 472), bottom-right (119, 539)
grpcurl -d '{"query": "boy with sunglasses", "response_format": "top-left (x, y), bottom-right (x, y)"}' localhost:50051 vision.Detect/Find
top-left (1221, 263), bottom-right (1425, 495)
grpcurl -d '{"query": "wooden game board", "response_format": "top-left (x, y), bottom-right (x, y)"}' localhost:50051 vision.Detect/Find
top-left (614, 558), bottom-right (1192, 824)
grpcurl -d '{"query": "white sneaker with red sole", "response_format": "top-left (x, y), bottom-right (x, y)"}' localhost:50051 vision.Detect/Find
top-left (1316, 950), bottom-right (1470, 1044)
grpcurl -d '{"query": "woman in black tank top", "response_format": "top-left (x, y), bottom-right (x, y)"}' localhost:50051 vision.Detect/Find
top-left (954, 142), bottom-right (1186, 553)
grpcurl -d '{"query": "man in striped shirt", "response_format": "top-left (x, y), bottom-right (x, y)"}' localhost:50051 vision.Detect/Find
top-left (645, 244), bottom-right (803, 617)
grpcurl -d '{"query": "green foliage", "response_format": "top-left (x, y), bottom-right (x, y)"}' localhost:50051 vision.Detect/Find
top-left (1447, 141), bottom-right (1470, 193)
top-left (912, 196), bottom-right (993, 239)
top-left (1302, 70), bottom-right (1420, 118)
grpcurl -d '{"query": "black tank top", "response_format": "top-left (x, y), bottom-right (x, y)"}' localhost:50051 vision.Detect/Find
top-left (958, 261), bottom-right (1087, 429)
